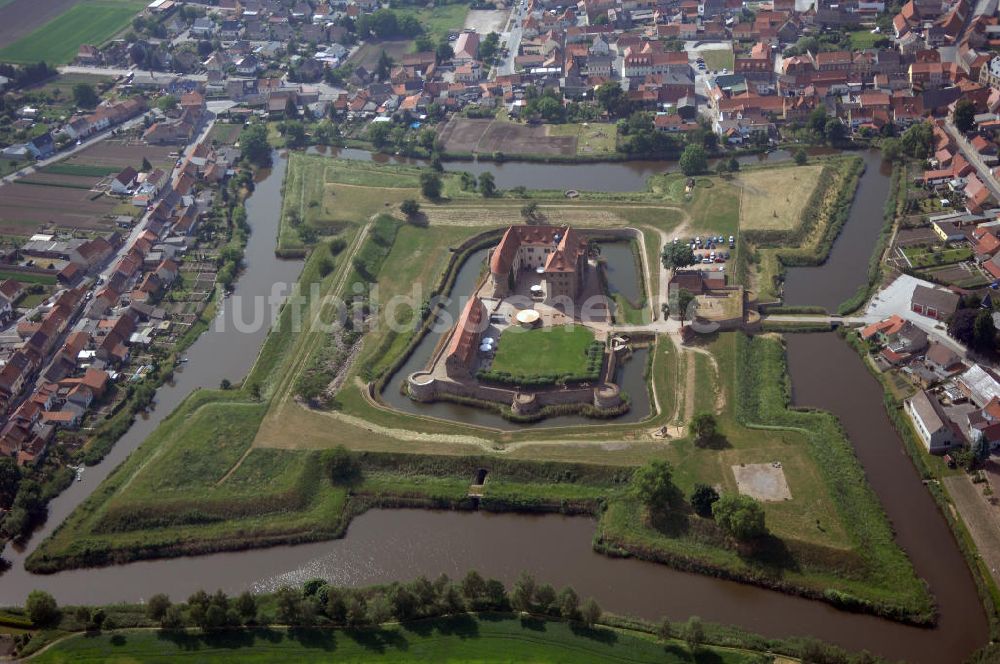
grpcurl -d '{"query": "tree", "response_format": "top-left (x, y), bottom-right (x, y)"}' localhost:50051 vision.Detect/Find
top-left (557, 586), bottom-right (579, 618)
top-left (435, 38), bottom-right (454, 63)
top-left (682, 616), bottom-right (705, 652)
top-left (321, 446), bottom-right (359, 484)
top-left (478, 32), bottom-right (501, 61)
top-left (676, 288), bottom-right (696, 323)
top-left (483, 579), bottom-right (508, 609)
top-left (661, 242), bottom-right (696, 270)
top-left (973, 309), bottom-right (997, 352)
top-left (972, 434), bottom-right (992, 467)
top-left (239, 123), bottom-right (271, 167)
top-left (367, 121), bottom-right (391, 148)
top-left (678, 144), bottom-right (708, 176)
top-left (953, 99), bottom-right (976, 133)
top-left (580, 598), bottom-right (602, 626)
top-left (511, 571), bottom-right (536, 612)
top-left (326, 589), bottom-right (347, 623)
top-left (595, 82), bottom-right (629, 118)
top-left (690, 412), bottom-right (718, 447)
top-left (631, 460), bottom-right (681, 511)
top-left (793, 148), bottom-right (808, 166)
top-left (824, 118), bottom-right (846, 145)
top-left (26, 591), bottom-right (59, 627)
top-left (460, 570), bottom-right (486, 603)
top-left (234, 592), bottom-right (257, 624)
top-left (713, 493), bottom-right (768, 541)
top-left (367, 593), bottom-right (393, 624)
top-left (141, 156), bottom-right (152, 172)
top-left (72, 83), bottom-right (99, 108)
top-left (478, 172), bottom-right (497, 198)
top-left (274, 586), bottom-right (302, 624)
top-left (282, 120), bottom-right (306, 147)
top-left (900, 122), bottom-right (934, 159)
top-left (156, 94), bottom-right (179, 113)
top-left (376, 49), bottom-right (393, 80)
top-left (146, 593), bottom-right (172, 621)
top-left (520, 201), bottom-right (540, 222)
top-left (0, 457), bottom-right (20, 508)
top-left (420, 172), bottom-right (443, 200)
top-left (881, 137), bottom-right (903, 162)
top-left (400, 198), bottom-right (421, 222)
top-left (534, 584), bottom-right (556, 613)
top-left (948, 308), bottom-right (979, 346)
top-left (162, 604), bottom-right (184, 628)
top-left (727, 157), bottom-right (740, 172)
top-left (658, 617), bottom-right (672, 642)
top-left (690, 483), bottom-right (720, 517)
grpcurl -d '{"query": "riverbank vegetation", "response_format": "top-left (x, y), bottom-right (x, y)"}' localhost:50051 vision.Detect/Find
top-left (7, 578), bottom-right (874, 664)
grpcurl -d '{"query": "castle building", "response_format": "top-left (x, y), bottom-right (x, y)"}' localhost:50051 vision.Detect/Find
top-left (487, 226), bottom-right (588, 302)
top-left (443, 296), bottom-right (487, 379)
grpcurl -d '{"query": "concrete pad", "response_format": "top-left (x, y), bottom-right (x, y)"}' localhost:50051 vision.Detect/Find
top-left (732, 462), bottom-right (792, 502)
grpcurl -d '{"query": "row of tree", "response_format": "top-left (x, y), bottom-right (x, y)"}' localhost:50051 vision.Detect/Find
top-left (23, 571), bottom-right (604, 633)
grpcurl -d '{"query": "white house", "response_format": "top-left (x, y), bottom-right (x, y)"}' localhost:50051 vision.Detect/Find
top-left (905, 390), bottom-right (962, 453)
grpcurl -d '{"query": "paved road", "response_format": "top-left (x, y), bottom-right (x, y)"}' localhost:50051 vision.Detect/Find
top-left (495, 0), bottom-right (523, 77)
top-left (58, 65), bottom-right (208, 83)
top-left (101, 113), bottom-right (217, 281)
top-left (943, 121), bottom-right (1000, 201)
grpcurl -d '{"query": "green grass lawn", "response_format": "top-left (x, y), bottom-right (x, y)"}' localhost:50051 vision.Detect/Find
top-left (0, 269), bottom-right (56, 284)
top-left (398, 3), bottom-right (470, 42)
top-left (32, 616), bottom-right (757, 664)
top-left (0, 1), bottom-right (144, 65)
top-left (901, 245), bottom-right (972, 268)
top-left (848, 30), bottom-right (885, 50)
top-left (491, 324), bottom-right (595, 377)
top-left (696, 48), bottom-right (734, 72)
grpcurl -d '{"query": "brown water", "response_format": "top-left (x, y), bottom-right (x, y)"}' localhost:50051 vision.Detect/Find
top-left (785, 333), bottom-right (988, 660)
top-left (782, 151), bottom-right (893, 311)
top-left (321, 147), bottom-right (835, 193)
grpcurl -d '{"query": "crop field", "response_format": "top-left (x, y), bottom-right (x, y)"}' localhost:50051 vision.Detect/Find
top-left (0, 0), bottom-right (76, 49)
top-left (437, 117), bottom-right (577, 156)
top-left (64, 140), bottom-right (176, 171)
top-left (491, 325), bottom-right (596, 377)
top-left (0, 181), bottom-right (119, 233)
top-left (737, 164), bottom-right (824, 231)
top-left (0, 1), bottom-right (144, 65)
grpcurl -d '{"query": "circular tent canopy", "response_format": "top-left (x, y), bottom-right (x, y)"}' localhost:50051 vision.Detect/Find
top-left (479, 343), bottom-right (493, 352)
top-left (535, 266), bottom-right (545, 274)
top-left (530, 284), bottom-right (543, 293)
top-left (515, 309), bottom-right (541, 325)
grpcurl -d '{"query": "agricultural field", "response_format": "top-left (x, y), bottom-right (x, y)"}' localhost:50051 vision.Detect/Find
top-left (0, 0), bottom-right (77, 49)
top-left (736, 164), bottom-right (824, 231)
top-left (31, 616), bottom-right (759, 664)
top-left (0, 0), bottom-right (145, 65)
top-left (437, 117), bottom-right (578, 156)
top-left (491, 325), bottom-right (596, 377)
top-left (64, 140), bottom-right (176, 172)
top-left (0, 180), bottom-right (119, 234)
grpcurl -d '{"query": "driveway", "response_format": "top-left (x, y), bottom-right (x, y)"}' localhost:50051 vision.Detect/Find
top-left (865, 274), bottom-right (968, 357)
